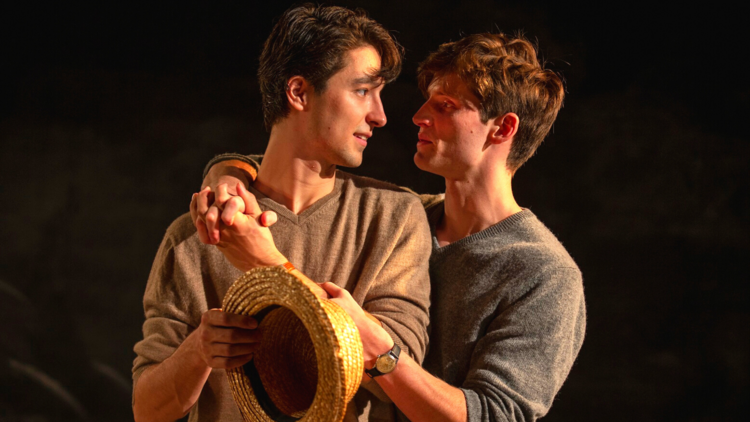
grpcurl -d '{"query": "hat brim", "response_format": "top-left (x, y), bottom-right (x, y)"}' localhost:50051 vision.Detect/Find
top-left (223, 266), bottom-right (363, 422)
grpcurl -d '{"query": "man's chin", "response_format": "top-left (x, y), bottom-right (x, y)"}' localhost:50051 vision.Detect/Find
top-left (413, 152), bottom-right (434, 173)
top-left (336, 154), bottom-right (364, 169)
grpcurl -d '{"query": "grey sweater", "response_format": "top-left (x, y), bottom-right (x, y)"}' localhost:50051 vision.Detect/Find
top-left (423, 203), bottom-right (586, 422)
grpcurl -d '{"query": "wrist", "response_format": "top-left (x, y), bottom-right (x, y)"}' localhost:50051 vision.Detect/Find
top-left (266, 253), bottom-right (289, 267)
top-left (182, 330), bottom-right (213, 371)
top-left (235, 252), bottom-right (287, 272)
top-left (364, 342), bottom-right (400, 379)
top-left (358, 319), bottom-right (395, 364)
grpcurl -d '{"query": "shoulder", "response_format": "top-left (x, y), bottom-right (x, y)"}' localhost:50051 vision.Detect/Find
top-left (162, 213), bottom-right (199, 246)
top-left (155, 213), bottom-right (218, 262)
top-left (148, 213), bottom-right (238, 302)
top-left (447, 210), bottom-right (581, 297)
top-left (335, 171), bottom-right (446, 213)
top-left (337, 171), bottom-right (424, 208)
top-left (501, 212), bottom-right (583, 297)
top-left (491, 210), bottom-right (579, 270)
top-left (335, 172), bottom-right (431, 241)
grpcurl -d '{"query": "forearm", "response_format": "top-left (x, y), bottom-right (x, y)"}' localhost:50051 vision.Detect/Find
top-left (359, 199), bottom-right (432, 362)
top-left (133, 331), bottom-right (212, 422)
top-left (377, 355), bottom-right (467, 422)
top-left (356, 317), bottom-right (466, 422)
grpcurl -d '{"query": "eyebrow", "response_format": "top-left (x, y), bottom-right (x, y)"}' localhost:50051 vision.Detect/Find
top-left (353, 74), bottom-right (383, 86)
top-left (431, 89), bottom-right (455, 100)
top-left (428, 80), bottom-right (460, 101)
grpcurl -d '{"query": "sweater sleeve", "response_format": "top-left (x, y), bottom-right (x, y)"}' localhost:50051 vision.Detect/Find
top-left (461, 267), bottom-right (586, 422)
top-left (202, 153), bottom-right (262, 179)
top-left (360, 198), bottom-right (432, 364)
top-left (132, 217), bottom-right (207, 394)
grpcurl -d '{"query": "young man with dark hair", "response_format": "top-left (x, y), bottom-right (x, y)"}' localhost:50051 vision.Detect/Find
top-left (201, 33), bottom-right (585, 422)
top-left (257, 4), bottom-right (402, 132)
top-left (132, 5), bottom-right (431, 422)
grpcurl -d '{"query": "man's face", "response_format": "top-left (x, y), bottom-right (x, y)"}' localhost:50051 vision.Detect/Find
top-left (412, 73), bottom-right (493, 179)
top-left (307, 45), bottom-right (387, 168)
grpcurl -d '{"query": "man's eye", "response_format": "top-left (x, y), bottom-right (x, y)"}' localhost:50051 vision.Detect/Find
top-left (442, 101), bottom-right (453, 108)
top-left (356, 89), bottom-right (369, 96)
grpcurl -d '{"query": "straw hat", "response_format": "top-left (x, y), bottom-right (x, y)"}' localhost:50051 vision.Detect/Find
top-left (222, 265), bottom-right (364, 422)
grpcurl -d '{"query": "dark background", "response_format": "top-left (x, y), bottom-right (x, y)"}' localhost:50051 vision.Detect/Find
top-left (1, 1), bottom-right (747, 421)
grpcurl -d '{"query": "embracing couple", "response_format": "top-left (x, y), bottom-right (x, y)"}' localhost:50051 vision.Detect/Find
top-left (133, 4), bottom-right (585, 422)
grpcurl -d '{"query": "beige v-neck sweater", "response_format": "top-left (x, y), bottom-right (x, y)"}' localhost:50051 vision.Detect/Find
top-left (133, 170), bottom-right (432, 422)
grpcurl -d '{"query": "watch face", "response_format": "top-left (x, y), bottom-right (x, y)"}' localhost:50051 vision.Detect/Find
top-left (376, 355), bottom-right (397, 373)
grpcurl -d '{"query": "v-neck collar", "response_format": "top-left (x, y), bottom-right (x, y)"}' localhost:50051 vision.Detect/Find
top-left (247, 172), bottom-right (345, 226)
top-left (428, 203), bottom-right (534, 253)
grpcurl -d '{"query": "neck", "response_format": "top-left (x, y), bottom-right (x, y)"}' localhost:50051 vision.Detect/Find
top-left (254, 124), bottom-right (337, 214)
top-left (437, 167), bottom-right (522, 246)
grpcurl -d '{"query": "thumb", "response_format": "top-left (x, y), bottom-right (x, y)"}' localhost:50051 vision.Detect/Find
top-left (259, 211), bottom-right (278, 227)
top-left (236, 182), bottom-right (261, 216)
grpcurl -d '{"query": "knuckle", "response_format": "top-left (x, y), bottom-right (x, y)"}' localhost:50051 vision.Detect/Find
top-left (219, 343), bottom-right (233, 356)
top-left (228, 329), bottom-right (246, 343)
top-left (199, 329), bottom-right (211, 343)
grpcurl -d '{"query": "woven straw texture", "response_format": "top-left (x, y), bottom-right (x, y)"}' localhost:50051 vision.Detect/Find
top-left (223, 266), bottom-right (364, 422)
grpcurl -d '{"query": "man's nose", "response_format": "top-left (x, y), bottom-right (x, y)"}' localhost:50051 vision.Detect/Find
top-left (367, 97), bottom-right (387, 128)
top-left (412, 102), bottom-right (431, 127)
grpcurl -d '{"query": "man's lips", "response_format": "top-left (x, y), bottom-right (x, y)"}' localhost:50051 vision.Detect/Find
top-left (417, 136), bottom-right (433, 147)
top-left (354, 133), bottom-right (371, 146)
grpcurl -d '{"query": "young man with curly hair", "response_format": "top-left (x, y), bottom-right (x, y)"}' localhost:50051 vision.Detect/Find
top-left (336, 33), bottom-right (586, 422)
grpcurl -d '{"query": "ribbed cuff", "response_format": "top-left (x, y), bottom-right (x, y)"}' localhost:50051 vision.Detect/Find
top-left (202, 153), bottom-right (258, 179)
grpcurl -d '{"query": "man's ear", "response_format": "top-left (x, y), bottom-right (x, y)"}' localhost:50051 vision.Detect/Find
top-left (489, 112), bottom-right (519, 144)
top-left (286, 76), bottom-right (310, 112)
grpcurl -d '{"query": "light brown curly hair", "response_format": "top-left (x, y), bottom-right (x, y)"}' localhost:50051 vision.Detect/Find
top-left (417, 33), bottom-right (564, 172)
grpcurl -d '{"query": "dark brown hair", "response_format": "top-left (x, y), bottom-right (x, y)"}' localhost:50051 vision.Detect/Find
top-left (417, 33), bottom-right (564, 172)
top-left (258, 4), bottom-right (403, 131)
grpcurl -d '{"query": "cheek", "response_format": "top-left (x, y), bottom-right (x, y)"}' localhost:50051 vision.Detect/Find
top-left (443, 117), bottom-right (483, 161)
top-left (329, 98), bottom-right (357, 133)
top-left (435, 117), bottom-right (461, 148)
top-left (313, 96), bottom-right (345, 133)
top-left (453, 114), bottom-right (477, 136)
top-left (326, 95), bottom-right (345, 115)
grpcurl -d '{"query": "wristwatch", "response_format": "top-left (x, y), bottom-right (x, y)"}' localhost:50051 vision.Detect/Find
top-left (365, 344), bottom-right (401, 378)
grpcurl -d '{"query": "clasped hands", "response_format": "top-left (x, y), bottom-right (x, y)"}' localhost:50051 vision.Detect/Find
top-left (187, 177), bottom-right (389, 369)
top-left (190, 181), bottom-right (285, 271)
